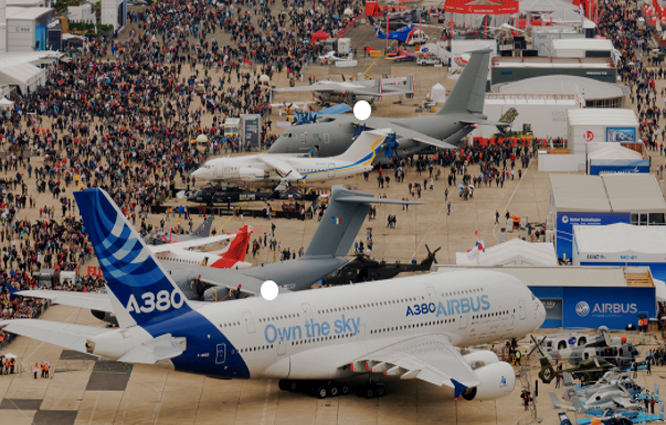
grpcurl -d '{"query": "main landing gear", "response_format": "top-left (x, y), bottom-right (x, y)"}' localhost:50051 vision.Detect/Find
top-left (278, 380), bottom-right (386, 399)
top-left (278, 380), bottom-right (351, 399)
top-left (355, 382), bottom-right (385, 399)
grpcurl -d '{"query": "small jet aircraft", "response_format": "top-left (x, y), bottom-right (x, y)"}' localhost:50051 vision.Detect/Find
top-left (147, 216), bottom-right (215, 245)
top-left (272, 75), bottom-right (414, 106)
top-left (191, 129), bottom-right (390, 184)
top-left (557, 371), bottom-right (644, 404)
top-left (0, 186), bottom-right (546, 400)
top-left (151, 225), bottom-right (257, 270)
top-left (549, 384), bottom-right (643, 414)
top-left (319, 50), bottom-right (352, 65)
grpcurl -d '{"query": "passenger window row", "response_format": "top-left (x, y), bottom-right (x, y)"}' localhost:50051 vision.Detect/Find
top-left (370, 319), bottom-right (454, 335)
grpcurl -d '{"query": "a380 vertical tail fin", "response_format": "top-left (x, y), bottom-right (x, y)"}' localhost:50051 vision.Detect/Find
top-left (74, 189), bottom-right (192, 328)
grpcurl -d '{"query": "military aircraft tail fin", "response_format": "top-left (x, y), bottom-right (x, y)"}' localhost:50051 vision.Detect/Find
top-left (220, 225), bottom-right (254, 263)
top-left (571, 397), bottom-right (585, 414)
top-left (548, 391), bottom-right (567, 410)
top-left (438, 49), bottom-right (490, 116)
top-left (192, 216), bottom-right (215, 237)
top-left (305, 185), bottom-right (423, 258)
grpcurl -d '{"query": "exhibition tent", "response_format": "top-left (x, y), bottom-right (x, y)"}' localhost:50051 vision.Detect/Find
top-left (311, 30), bottom-right (330, 44)
top-left (456, 238), bottom-right (558, 266)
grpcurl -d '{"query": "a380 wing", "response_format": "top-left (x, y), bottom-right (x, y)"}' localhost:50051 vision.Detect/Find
top-left (347, 334), bottom-right (480, 393)
top-left (17, 290), bottom-right (113, 314)
top-left (0, 319), bottom-right (110, 354)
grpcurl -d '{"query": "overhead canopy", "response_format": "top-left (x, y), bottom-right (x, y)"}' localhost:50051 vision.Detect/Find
top-left (574, 223), bottom-right (666, 256)
top-left (587, 143), bottom-right (643, 160)
top-left (312, 30), bottom-right (330, 44)
top-left (444, 0), bottom-right (519, 14)
top-left (0, 97), bottom-right (13, 111)
top-left (456, 239), bottom-right (558, 266)
top-left (0, 62), bottom-right (47, 94)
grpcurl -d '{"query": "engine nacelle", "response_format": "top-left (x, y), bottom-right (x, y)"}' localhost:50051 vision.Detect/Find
top-left (238, 167), bottom-right (264, 181)
top-left (461, 362), bottom-right (515, 401)
top-left (203, 286), bottom-right (231, 302)
top-left (462, 350), bottom-right (499, 370)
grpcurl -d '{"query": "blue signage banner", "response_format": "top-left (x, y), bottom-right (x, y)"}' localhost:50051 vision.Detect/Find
top-left (589, 159), bottom-right (650, 176)
top-left (562, 286), bottom-right (654, 329)
top-left (556, 212), bottom-right (630, 259)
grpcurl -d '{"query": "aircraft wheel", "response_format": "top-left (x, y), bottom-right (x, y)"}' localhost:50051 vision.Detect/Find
top-left (278, 379), bottom-right (289, 391)
top-left (339, 383), bottom-right (350, 396)
top-left (287, 380), bottom-right (299, 392)
top-left (316, 385), bottom-right (328, 399)
top-left (376, 385), bottom-right (386, 397)
top-left (558, 341), bottom-right (566, 350)
top-left (327, 383), bottom-right (339, 397)
top-left (577, 337), bottom-right (587, 346)
top-left (364, 386), bottom-right (375, 399)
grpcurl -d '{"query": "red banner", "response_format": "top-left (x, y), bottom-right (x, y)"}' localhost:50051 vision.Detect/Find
top-left (444, 0), bottom-right (518, 15)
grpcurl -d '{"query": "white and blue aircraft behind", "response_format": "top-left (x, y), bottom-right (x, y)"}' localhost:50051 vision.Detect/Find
top-left (0, 188), bottom-right (546, 400)
top-left (192, 129), bottom-right (388, 184)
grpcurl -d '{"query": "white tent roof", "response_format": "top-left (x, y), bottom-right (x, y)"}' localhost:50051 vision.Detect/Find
top-left (550, 174), bottom-right (611, 211)
top-left (0, 62), bottom-right (46, 92)
top-left (587, 144), bottom-right (642, 160)
top-left (552, 38), bottom-right (614, 53)
top-left (0, 97), bottom-right (13, 107)
top-left (567, 108), bottom-right (638, 127)
top-left (456, 239), bottom-right (558, 266)
top-left (602, 174), bottom-right (666, 212)
top-left (574, 223), bottom-right (666, 254)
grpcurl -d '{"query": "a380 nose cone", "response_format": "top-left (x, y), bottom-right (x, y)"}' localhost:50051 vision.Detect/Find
top-left (535, 298), bottom-right (546, 331)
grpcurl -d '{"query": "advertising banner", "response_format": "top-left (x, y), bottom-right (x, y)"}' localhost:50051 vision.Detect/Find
top-left (556, 211), bottom-right (630, 259)
top-left (562, 286), bottom-right (654, 329)
top-left (589, 159), bottom-right (650, 175)
top-left (606, 127), bottom-right (636, 143)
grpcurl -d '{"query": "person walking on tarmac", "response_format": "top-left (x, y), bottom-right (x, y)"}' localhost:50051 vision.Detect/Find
top-left (33, 363), bottom-right (39, 379)
top-left (515, 350), bottom-right (521, 366)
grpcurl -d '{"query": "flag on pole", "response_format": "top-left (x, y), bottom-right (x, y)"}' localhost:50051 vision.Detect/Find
top-left (466, 246), bottom-right (479, 261)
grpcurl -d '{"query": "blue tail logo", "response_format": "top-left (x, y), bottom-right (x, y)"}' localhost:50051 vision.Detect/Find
top-left (74, 189), bottom-right (191, 326)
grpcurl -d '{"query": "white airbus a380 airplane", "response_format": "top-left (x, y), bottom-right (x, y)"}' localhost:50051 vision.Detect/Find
top-left (0, 189), bottom-right (546, 401)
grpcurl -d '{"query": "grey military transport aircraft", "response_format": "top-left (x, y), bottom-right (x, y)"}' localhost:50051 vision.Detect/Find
top-left (268, 49), bottom-right (495, 159)
top-left (17, 185), bottom-right (423, 324)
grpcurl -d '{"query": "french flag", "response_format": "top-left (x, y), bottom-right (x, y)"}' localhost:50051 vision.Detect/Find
top-left (333, 217), bottom-right (341, 225)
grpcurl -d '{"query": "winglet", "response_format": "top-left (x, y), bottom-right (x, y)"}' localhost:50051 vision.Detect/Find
top-left (452, 379), bottom-right (467, 401)
top-left (3, 282), bottom-right (18, 301)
